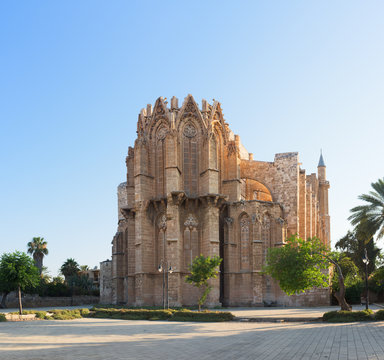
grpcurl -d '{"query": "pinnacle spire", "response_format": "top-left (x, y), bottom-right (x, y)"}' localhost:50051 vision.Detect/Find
top-left (318, 149), bottom-right (325, 167)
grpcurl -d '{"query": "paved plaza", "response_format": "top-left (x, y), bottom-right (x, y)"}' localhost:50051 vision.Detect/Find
top-left (1, 315), bottom-right (384, 360)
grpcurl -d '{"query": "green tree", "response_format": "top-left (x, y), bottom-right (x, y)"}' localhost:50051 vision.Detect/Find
top-left (264, 236), bottom-right (351, 311)
top-left (335, 221), bottom-right (381, 277)
top-left (79, 265), bottom-right (90, 273)
top-left (52, 275), bottom-right (65, 284)
top-left (0, 252), bottom-right (40, 314)
top-left (331, 255), bottom-right (363, 304)
top-left (67, 274), bottom-right (94, 295)
top-left (40, 266), bottom-right (52, 284)
top-left (60, 258), bottom-right (80, 280)
top-left (349, 178), bottom-right (384, 241)
top-left (185, 255), bottom-right (222, 311)
top-left (0, 274), bottom-right (13, 309)
top-left (27, 237), bottom-right (48, 274)
top-left (369, 267), bottom-right (384, 296)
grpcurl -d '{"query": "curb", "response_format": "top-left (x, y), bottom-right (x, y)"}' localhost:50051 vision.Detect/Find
top-left (234, 316), bottom-right (322, 323)
top-left (5, 314), bottom-right (37, 322)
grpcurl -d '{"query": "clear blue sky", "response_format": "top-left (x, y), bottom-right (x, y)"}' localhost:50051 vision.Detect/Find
top-left (1, 1), bottom-right (384, 276)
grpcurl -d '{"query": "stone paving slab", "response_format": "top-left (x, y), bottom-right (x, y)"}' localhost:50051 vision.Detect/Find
top-left (1, 318), bottom-right (384, 359)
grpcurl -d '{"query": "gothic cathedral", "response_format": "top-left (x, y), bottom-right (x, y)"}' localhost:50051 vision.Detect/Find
top-left (105, 95), bottom-right (330, 307)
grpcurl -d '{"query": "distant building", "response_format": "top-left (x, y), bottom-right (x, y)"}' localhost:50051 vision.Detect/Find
top-left (85, 267), bottom-right (100, 288)
top-left (99, 260), bottom-right (112, 303)
top-left (104, 95), bottom-right (330, 307)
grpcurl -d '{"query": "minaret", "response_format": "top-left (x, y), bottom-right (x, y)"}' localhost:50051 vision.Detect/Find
top-left (317, 151), bottom-right (330, 247)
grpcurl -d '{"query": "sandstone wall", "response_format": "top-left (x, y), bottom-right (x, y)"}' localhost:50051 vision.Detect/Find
top-left (100, 259), bottom-right (113, 304)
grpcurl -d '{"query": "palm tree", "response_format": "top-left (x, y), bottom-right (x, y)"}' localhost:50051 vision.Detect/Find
top-left (349, 178), bottom-right (384, 240)
top-left (60, 258), bottom-right (80, 280)
top-left (79, 265), bottom-right (90, 273)
top-left (27, 237), bottom-right (48, 274)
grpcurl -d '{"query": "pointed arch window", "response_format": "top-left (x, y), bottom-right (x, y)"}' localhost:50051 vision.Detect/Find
top-left (210, 135), bottom-right (217, 169)
top-left (262, 215), bottom-right (271, 261)
top-left (183, 123), bottom-right (198, 196)
top-left (183, 214), bottom-right (199, 270)
top-left (156, 214), bottom-right (167, 268)
top-left (240, 214), bottom-right (250, 270)
top-left (214, 130), bottom-right (222, 192)
top-left (156, 126), bottom-right (168, 197)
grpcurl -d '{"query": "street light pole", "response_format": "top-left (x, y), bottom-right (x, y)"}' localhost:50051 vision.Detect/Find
top-left (158, 261), bottom-right (166, 309)
top-left (158, 260), bottom-right (173, 309)
top-left (362, 248), bottom-right (370, 311)
top-left (157, 216), bottom-right (167, 309)
top-left (157, 214), bottom-right (174, 309)
top-left (166, 264), bottom-right (173, 309)
top-left (162, 230), bottom-right (166, 309)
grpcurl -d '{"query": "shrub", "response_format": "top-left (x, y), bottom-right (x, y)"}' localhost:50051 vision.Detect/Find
top-left (25, 274), bottom-right (99, 297)
top-left (374, 309), bottom-right (384, 321)
top-left (323, 309), bottom-right (373, 323)
top-left (90, 308), bottom-right (173, 321)
top-left (172, 309), bottom-right (234, 322)
top-left (345, 282), bottom-right (364, 304)
top-left (89, 308), bottom-right (234, 322)
top-left (9, 308), bottom-right (91, 320)
top-left (34, 311), bottom-right (48, 319)
top-left (80, 308), bottom-right (90, 316)
top-left (0, 313), bottom-right (6, 322)
top-left (369, 268), bottom-right (384, 299)
top-left (44, 309), bottom-right (83, 320)
top-left (25, 280), bottom-right (72, 297)
top-left (9, 310), bottom-right (42, 317)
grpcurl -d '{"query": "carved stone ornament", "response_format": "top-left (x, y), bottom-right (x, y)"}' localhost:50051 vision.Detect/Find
top-left (184, 214), bottom-right (198, 229)
top-left (262, 215), bottom-right (270, 230)
top-left (224, 217), bottom-right (234, 226)
top-left (158, 214), bottom-right (167, 230)
top-left (240, 217), bottom-right (250, 230)
top-left (138, 130), bottom-right (148, 145)
top-left (156, 127), bottom-right (168, 140)
top-left (185, 100), bottom-right (195, 113)
top-left (227, 142), bottom-right (237, 157)
top-left (183, 124), bottom-right (197, 138)
top-left (156, 104), bottom-right (165, 115)
top-left (252, 213), bottom-right (262, 224)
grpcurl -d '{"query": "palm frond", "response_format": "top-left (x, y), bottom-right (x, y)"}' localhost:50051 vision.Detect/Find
top-left (358, 194), bottom-right (384, 207)
top-left (371, 178), bottom-right (384, 198)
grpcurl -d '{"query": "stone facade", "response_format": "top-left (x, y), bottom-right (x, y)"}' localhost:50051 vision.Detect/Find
top-left (106, 95), bottom-right (331, 307)
top-left (99, 260), bottom-right (113, 304)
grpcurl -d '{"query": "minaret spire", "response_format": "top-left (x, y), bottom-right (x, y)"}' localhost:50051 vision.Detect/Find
top-left (318, 149), bottom-right (325, 167)
top-left (317, 149), bottom-right (330, 247)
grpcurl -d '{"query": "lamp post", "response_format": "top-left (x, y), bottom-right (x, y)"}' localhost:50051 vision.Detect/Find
top-left (158, 260), bottom-right (173, 309)
top-left (362, 248), bottom-right (370, 310)
top-left (157, 214), bottom-right (174, 309)
top-left (158, 215), bottom-right (167, 309)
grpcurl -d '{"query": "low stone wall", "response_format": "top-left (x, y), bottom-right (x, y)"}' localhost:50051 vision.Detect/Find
top-left (279, 288), bottom-right (331, 307)
top-left (3, 292), bottom-right (99, 308)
